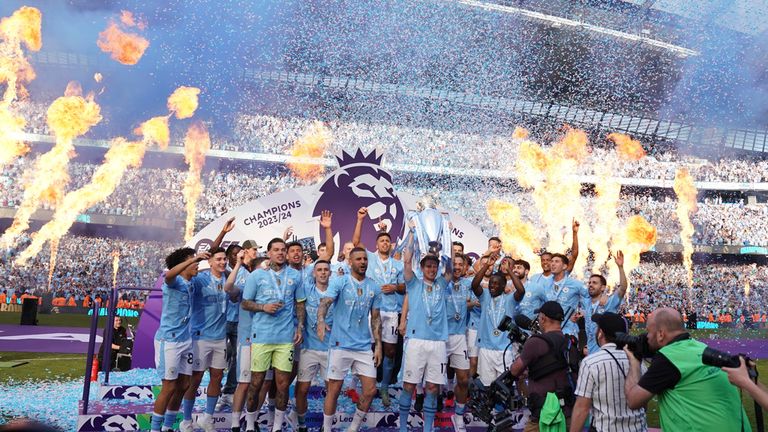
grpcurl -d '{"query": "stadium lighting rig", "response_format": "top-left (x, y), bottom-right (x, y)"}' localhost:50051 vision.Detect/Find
top-left (450, 0), bottom-right (699, 58)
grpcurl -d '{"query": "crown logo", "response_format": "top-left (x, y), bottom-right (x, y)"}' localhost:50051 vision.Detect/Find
top-left (335, 148), bottom-right (383, 167)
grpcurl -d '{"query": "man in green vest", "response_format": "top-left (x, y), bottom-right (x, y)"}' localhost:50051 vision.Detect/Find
top-left (624, 307), bottom-right (751, 432)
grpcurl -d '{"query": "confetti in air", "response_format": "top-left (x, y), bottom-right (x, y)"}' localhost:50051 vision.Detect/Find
top-left (182, 122), bottom-right (211, 242)
top-left (0, 6), bottom-right (42, 169)
top-left (673, 168), bottom-right (698, 293)
top-left (97, 11), bottom-right (149, 65)
top-left (0, 84), bottom-right (101, 249)
top-left (512, 126), bottom-right (529, 140)
top-left (287, 120), bottom-right (331, 182)
top-left (167, 86), bottom-right (201, 119)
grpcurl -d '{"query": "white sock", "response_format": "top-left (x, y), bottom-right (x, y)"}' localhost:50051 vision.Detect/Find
top-left (232, 411), bottom-right (241, 428)
top-left (272, 409), bottom-right (285, 432)
top-left (348, 409), bottom-right (366, 431)
top-left (246, 410), bottom-right (257, 431)
top-left (323, 414), bottom-right (334, 430)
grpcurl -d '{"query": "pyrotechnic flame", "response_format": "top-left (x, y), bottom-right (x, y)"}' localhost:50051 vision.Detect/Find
top-left (182, 122), bottom-right (211, 242)
top-left (0, 91), bottom-right (101, 248)
top-left (610, 215), bottom-right (657, 292)
top-left (167, 86), bottom-right (200, 119)
top-left (745, 280), bottom-right (750, 299)
top-left (47, 238), bottom-right (59, 291)
top-left (486, 199), bottom-right (540, 265)
top-left (134, 115), bottom-right (170, 149)
top-left (512, 126), bottom-right (529, 140)
top-left (0, 6), bottom-right (42, 169)
top-left (590, 163), bottom-right (622, 275)
top-left (287, 121), bottom-right (331, 182)
top-left (608, 133), bottom-right (646, 161)
top-left (673, 168), bottom-right (698, 290)
top-left (112, 250), bottom-right (120, 289)
top-left (515, 131), bottom-right (591, 273)
top-left (97, 18), bottom-right (149, 65)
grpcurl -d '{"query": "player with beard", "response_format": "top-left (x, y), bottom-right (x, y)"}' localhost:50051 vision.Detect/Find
top-left (352, 206), bottom-right (405, 407)
top-left (332, 241), bottom-right (354, 278)
top-left (471, 254), bottom-right (525, 388)
top-left (444, 254), bottom-right (473, 431)
top-left (179, 247), bottom-right (235, 432)
top-left (513, 260), bottom-right (537, 319)
top-left (527, 220), bottom-right (580, 307)
top-left (584, 251), bottom-right (627, 355)
top-left (150, 248), bottom-right (209, 432)
top-left (223, 240), bottom-right (265, 432)
top-left (531, 254), bottom-right (591, 340)
top-left (317, 247), bottom-right (383, 432)
top-left (242, 238), bottom-right (306, 432)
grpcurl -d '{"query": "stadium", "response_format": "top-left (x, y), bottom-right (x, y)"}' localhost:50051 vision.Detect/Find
top-left (1, 0), bottom-right (767, 431)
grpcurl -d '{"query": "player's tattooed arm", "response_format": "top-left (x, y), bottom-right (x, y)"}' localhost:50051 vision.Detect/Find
top-left (371, 307), bottom-right (383, 366)
top-left (242, 301), bottom-right (281, 314)
top-left (317, 297), bottom-right (333, 341)
top-left (294, 300), bottom-right (306, 345)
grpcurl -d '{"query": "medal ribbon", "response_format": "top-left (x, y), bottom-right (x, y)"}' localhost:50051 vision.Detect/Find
top-left (348, 275), bottom-right (369, 325)
top-left (422, 280), bottom-right (441, 323)
top-left (268, 266), bottom-right (290, 304)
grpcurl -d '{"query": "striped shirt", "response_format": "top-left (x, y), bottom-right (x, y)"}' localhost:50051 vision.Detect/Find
top-left (574, 343), bottom-right (647, 432)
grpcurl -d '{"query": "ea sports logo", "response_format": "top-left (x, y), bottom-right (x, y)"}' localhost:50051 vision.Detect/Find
top-left (313, 149), bottom-right (405, 249)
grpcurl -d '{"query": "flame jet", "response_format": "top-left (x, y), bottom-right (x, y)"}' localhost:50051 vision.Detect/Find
top-left (182, 122), bottom-right (211, 242)
top-left (287, 120), bottom-right (331, 182)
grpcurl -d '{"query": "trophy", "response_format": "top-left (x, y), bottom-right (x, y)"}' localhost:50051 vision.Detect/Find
top-left (397, 197), bottom-right (453, 274)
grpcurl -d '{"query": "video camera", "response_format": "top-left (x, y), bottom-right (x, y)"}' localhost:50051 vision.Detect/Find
top-left (614, 332), bottom-right (655, 360)
top-left (497, 314), bottom-right (540, 345)
top-left (467, 370), bottom-right (525, 432)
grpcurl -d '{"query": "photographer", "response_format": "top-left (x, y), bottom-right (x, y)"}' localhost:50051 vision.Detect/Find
top-left (624, 308), bottom-right (751, 432)
top-left (723, 357), bottom-right (768, 411)
top-left (510, 301), bottom-right (578, 432)
top-left (570, 312), bottom-right (646, 432)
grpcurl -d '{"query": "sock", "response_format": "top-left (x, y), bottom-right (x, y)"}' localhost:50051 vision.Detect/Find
top-left (398, 390), bottom-right (411, 432)
top-left (381, 356), bottom-right (394, 390)
top-left (163, 410), bottom-right (178, 429)
top-left (246, 410), bottom-right (257, 431)
top-left (455, 402), bottom-right (466, 415)
top-left (232, 411), bottom-right (241, 428)
top-left (297, 412), bottom-right (306, 426)
top-left (272, 408), bottom-right (285, 432)
top-left (323, 414), bottom-right (334, 431)
top-left (182, 398), bottom-right (195, 421)
top-left (423, 393), bottom-right (437, 432)
top-left (151, 412), bottom-right (164, 432)
top-left (205, 395), bottom-right (219, 415)
top-left (348, 408), bottom-right (366, 431)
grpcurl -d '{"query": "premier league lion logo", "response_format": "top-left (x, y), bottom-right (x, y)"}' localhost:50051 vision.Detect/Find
top-left (313, 149), bottom-right (405, 248)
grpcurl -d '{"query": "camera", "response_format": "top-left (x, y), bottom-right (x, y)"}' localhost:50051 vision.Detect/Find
top-left (614, 332), bottom-right (655, 360)
top-left (702, 347), bottom-right (758, 380)
top-left (467, 370), bottom-right (525, 432)
top-left (496, 314), bottom-right (540, 345)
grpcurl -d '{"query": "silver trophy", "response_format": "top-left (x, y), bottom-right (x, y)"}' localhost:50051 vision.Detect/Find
top-left (398, 197), bottom-right (453, 273)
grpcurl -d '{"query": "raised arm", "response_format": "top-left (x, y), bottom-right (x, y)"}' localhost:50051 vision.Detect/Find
top-left (165, 252), bottom-right (209, 285)
top-left (352, 207), bottom-right (367, 248)
top-left (471, 253), bottom-right (497, 297)
top-left (224, 250), bottom-right (244, 298)
top-left (567, 219), bottom-right (580, 274)
top-left (615, 250), bottom-right (628, 299)
top-left (318, 210), bottom-right (335, 261)
top-left (211, 217), bottom-right (235, 250)
top-left (403, 234), bottom-right (415, 283)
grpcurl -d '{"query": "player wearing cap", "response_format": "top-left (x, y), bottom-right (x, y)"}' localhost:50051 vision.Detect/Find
top-left (511, 301), bottom-right (579, 432)
top-left (585, 251), bottom-right (628, 355)
top-left (317, 247), bottom-right (383, 432)
top-left (571, 312), bottom-right (646, 432)
top-left (242, 238), bottom-right (306, 432)
top-left (351, 206), bottom-right (405, 407)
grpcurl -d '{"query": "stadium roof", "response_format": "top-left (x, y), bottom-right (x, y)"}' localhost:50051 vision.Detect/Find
top-left (621, 0), bottom-right (768, 36)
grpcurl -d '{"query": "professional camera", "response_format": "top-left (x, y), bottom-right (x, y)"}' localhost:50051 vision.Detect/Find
top-left (496, 314), bottom-right (541, 345)
top-left (614, 332), bottom-right (655, 360)
top-left (467, 370), bottom-right (525, 432)
top-left (702, 347), bottom-right (758, 378)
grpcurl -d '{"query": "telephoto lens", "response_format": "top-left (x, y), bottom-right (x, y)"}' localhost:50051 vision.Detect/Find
top-left (701, 347), bottom-right (741, 368)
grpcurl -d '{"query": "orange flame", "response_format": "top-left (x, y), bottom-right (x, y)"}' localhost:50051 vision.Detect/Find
top-left (47, 238), bottom-right (59, 291)
top-left (515, 132), bottom-right (590, 272)
top-left (512, 126), bottom-right (529, 140)
top-left (608, 133), bottom-right (646, 161)
top-left (97, 21), bottom-right (149, 65)
top-left (182, 122), bottom-right (211, 241)
top-left (0, 92), bottom-right (101, 248)
top-left (745, 280), bottom-right (750, 299)
top-left (287, 121), bottom-right (330, 182)
top-left (486, 199), bottom-right (540, 265)
top-left (167, 86), bottom-right (200, 119)
top-left (610, 215), bottom-right (657, 290)
top-left (14, 114), bottom-right (169, 265)
top-left (0, 6), bottom-right (42, 169)
top-left (590, 163), bottom-right (622, 275)
top-left (673, 168), bottom-right (698, 290)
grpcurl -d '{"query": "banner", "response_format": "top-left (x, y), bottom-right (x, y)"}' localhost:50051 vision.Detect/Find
top-left (133, 148), bottom-right (489, 368)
